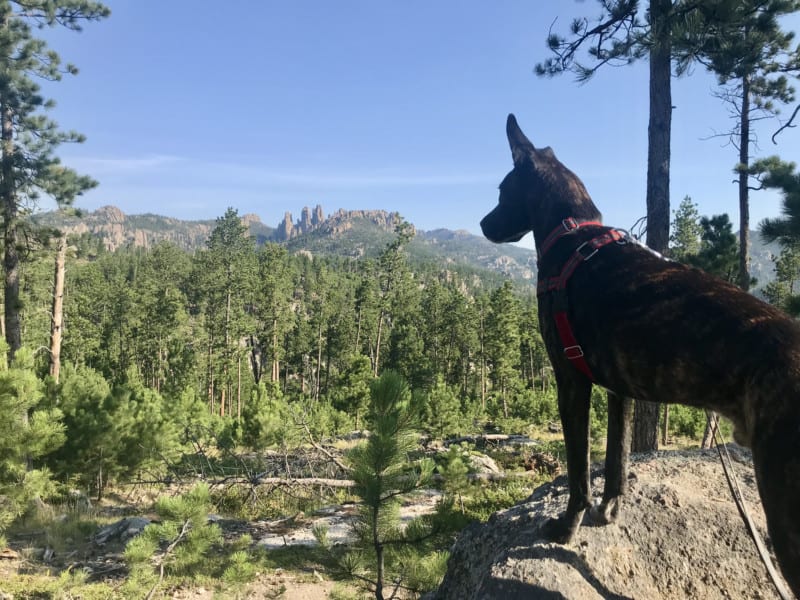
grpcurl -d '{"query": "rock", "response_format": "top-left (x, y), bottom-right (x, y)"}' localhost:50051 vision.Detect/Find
top-left (431, 449), bottom-right (788, 600)
top-left (468, 453), bottom-right (502, 475)
top-left (94, 517), bottom-right (152, 546)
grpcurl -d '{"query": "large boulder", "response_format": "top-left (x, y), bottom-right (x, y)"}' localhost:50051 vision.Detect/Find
top-left (431, 448), bottom-right (788, 599)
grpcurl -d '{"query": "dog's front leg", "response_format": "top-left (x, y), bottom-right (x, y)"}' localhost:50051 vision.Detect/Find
top-left (591, 391), bottom-right (633, 525)
top-left (541, 374), bottom-right (593, 543)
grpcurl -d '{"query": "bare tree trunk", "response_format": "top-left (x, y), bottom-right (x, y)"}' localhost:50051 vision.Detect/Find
top-left (249, 334), bottom-right (261, 384)
top-left (373, 504), bottom-right (385, 600)
top-left (271, 319), bottom-right (280, 382)
top-left (661, 404), bottom-right (669, 446)
top-left (355, 306), bottom-right (362, 353)
top-left (701, 412), bottom-right (718, 449)
top-left (315, 318), bottom-right (323, 401)
top-left (373, 310), bottom-right (384, 377)
top-left (738, 75), bottom-right (751, 291)
top-left (479, 306), bottom-right (486, 410)
top-left (49, 235), bottom-right (67, 383)
top-left (237, 354), bottom-right (242, 419)
top-left (2, 101), bottom-right (20, 362)
top-left (634, 0), bottom-right (672, 453)
top-left (208, 339), bottom-right (215, 414)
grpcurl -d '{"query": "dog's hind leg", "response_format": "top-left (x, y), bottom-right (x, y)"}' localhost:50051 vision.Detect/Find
top-left (540, 374), bottom-right (593, 543)
top-left (753, 414), bottom-right (800, 598)
top-left (591, 391), bottom-right (633, 525)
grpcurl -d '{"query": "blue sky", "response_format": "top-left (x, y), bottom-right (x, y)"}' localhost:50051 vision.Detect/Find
top-left (40, 1), bottom-right (800, 248)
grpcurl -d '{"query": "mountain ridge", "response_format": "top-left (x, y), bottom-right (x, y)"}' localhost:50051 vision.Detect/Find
top-left (30, 203), bottom-right (781, 287)
top-left (31, 204), bottom-right (538, 283)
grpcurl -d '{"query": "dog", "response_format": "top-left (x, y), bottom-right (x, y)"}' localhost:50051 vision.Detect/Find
top-left (480, 114), bottom-right (800, 597)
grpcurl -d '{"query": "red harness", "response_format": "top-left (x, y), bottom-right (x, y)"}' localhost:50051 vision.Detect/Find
top-left (536, 218), bottom-right (627, 381)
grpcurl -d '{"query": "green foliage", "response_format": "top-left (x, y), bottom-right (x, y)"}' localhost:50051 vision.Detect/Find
top-left (423, 376), bottom-right (471, 439)
top-left (44, 363), bottom-right (112, 496)
top-left (330, 353), bottom-right (374, 428)
top-left (240, 381), bottom-right (294, 450)
top-left (338, 371), bottom-right (435, 599)
top-left (0, 347), bottom-right (64, 534)
top-left (438, 444), bottom-right (471, 513)
top-left (757, 157), bottom-right (800, 244)
top-left (670, 196), bottom-right (703, 262)
top-left (689, 214), bottom-right (740, 282)
top-left (762, 243), bottom-right (800, 314)
top-left (485, 281), bottom-right (522, 417)
top-left (668, 405), bottom-right (709, 440)
top-left (0, 571), bottom-right (118, 600)
top-left (124, 484), bottom-right (257, 597)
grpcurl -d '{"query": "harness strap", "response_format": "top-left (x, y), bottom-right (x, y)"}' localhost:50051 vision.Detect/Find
top-left (538, 218), bottom-right (603, 259)
top-left (537, 226), bottom-right (627, 381)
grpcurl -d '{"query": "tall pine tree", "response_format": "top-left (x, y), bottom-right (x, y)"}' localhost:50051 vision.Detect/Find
top-left (0, 1), bottom-right (109, 360)
top-left (677, 0), bottom-right (800, 290)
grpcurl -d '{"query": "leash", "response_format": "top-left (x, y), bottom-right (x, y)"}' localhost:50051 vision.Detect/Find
top-left (706, 412), bottom-right (793, 600)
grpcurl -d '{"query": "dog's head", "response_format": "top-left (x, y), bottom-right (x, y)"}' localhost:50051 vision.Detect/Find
top-left (480, 114), bottom-right (601, 247)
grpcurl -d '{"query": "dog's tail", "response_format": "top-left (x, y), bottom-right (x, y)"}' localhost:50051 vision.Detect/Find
top-left (753, 413), bottom-right (800, 598)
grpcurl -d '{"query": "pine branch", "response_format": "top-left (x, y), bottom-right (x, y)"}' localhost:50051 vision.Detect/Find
top-left (144, 518), bottom-right (191, 600)
top-left (772, 103), bottom-right (800, 143)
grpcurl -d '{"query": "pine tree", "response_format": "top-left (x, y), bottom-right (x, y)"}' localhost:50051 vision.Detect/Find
top-left (252, 243), bottom-right (294, 385)
top-left (0, 1), bottom-right (109, 360)
top-left (373, 220), bottom-right (414, 376)
top-left (0, 346), bottom-right (64, 535)
top-left (485, 281), bottom-right (521, 419)
top-left (690, 213), bottom-right (740, 282)
top-left (537, 0), bottom-right (681, 255)
top-left (342, 371), bottom-right (433, 600)
top-left (124, 484), bottom-right (223, 599)
top-left (678, 0), bottom-right (800, 290)
top-left (669, 195), bottom-right (703, 262)
top-left (763, 243), bottom-right (800, 314)
top-left (194, 208), bottom-right (257, 415)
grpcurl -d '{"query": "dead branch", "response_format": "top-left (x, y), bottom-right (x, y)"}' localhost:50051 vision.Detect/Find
top-left (145, 518), bottom-right (191, 600)
top-left (772, 104), bottom-right (800, 144)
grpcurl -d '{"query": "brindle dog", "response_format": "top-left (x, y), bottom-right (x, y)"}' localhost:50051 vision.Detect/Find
top-left (481, 114), bottom-right (800, 597)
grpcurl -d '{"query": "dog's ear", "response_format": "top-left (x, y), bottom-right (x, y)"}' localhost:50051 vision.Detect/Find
top-left (506, 114), bottom-right (535, 167)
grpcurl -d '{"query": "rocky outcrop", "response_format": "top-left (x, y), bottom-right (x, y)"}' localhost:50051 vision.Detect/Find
top-left (274, 205), bottom-right (404, 241)
top-left (431, 448), bottom-right (788, 600)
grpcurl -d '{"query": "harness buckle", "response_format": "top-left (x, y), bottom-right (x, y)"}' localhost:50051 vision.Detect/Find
top-left (564, 345), bottom-right (585, 359)
top-left (576, 241), bottom-right (599, 261)
top-left (561, 217), bottom-right (578, 232)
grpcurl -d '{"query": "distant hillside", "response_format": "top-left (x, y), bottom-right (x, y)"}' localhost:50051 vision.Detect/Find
top-left (32, 206), bottom-right (275, 252)
top-left (30, 205), bottom-right (537, 283)
top-left (31, 204), bottom-right (785, 288)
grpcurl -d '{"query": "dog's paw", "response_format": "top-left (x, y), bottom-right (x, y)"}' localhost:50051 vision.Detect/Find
top-left (540, 514), bottom-right (579, 544)
top-left (589, 498), bottom-right (621, 525)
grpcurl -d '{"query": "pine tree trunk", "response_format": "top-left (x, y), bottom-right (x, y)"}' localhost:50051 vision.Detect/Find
top-left (373, 503), bottom-right (385, 600)
top-left (374, 309), bottom-right (384, 376)
top-left (738, 76), bottom-right (751, 291)
top-left (249, 334), bottom-right (261, 384)
top-left (272, 320), bottom-right (280, 383)
top-left (49, 235), bottom-right (67, 383)
top-left (479, 308), bottom-right (486, 410)
top-left (634, 0), bottom-right (672, 452)
top-left (1, 101), bottom-right (20, 361)
top-left (315, 319), bottom-right (323, 401)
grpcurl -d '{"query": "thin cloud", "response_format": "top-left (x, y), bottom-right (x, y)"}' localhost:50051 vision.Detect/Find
top-left (70, 154), bottom-right (497, 189)
top-left (69, 154), bottom-right (185, 173)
